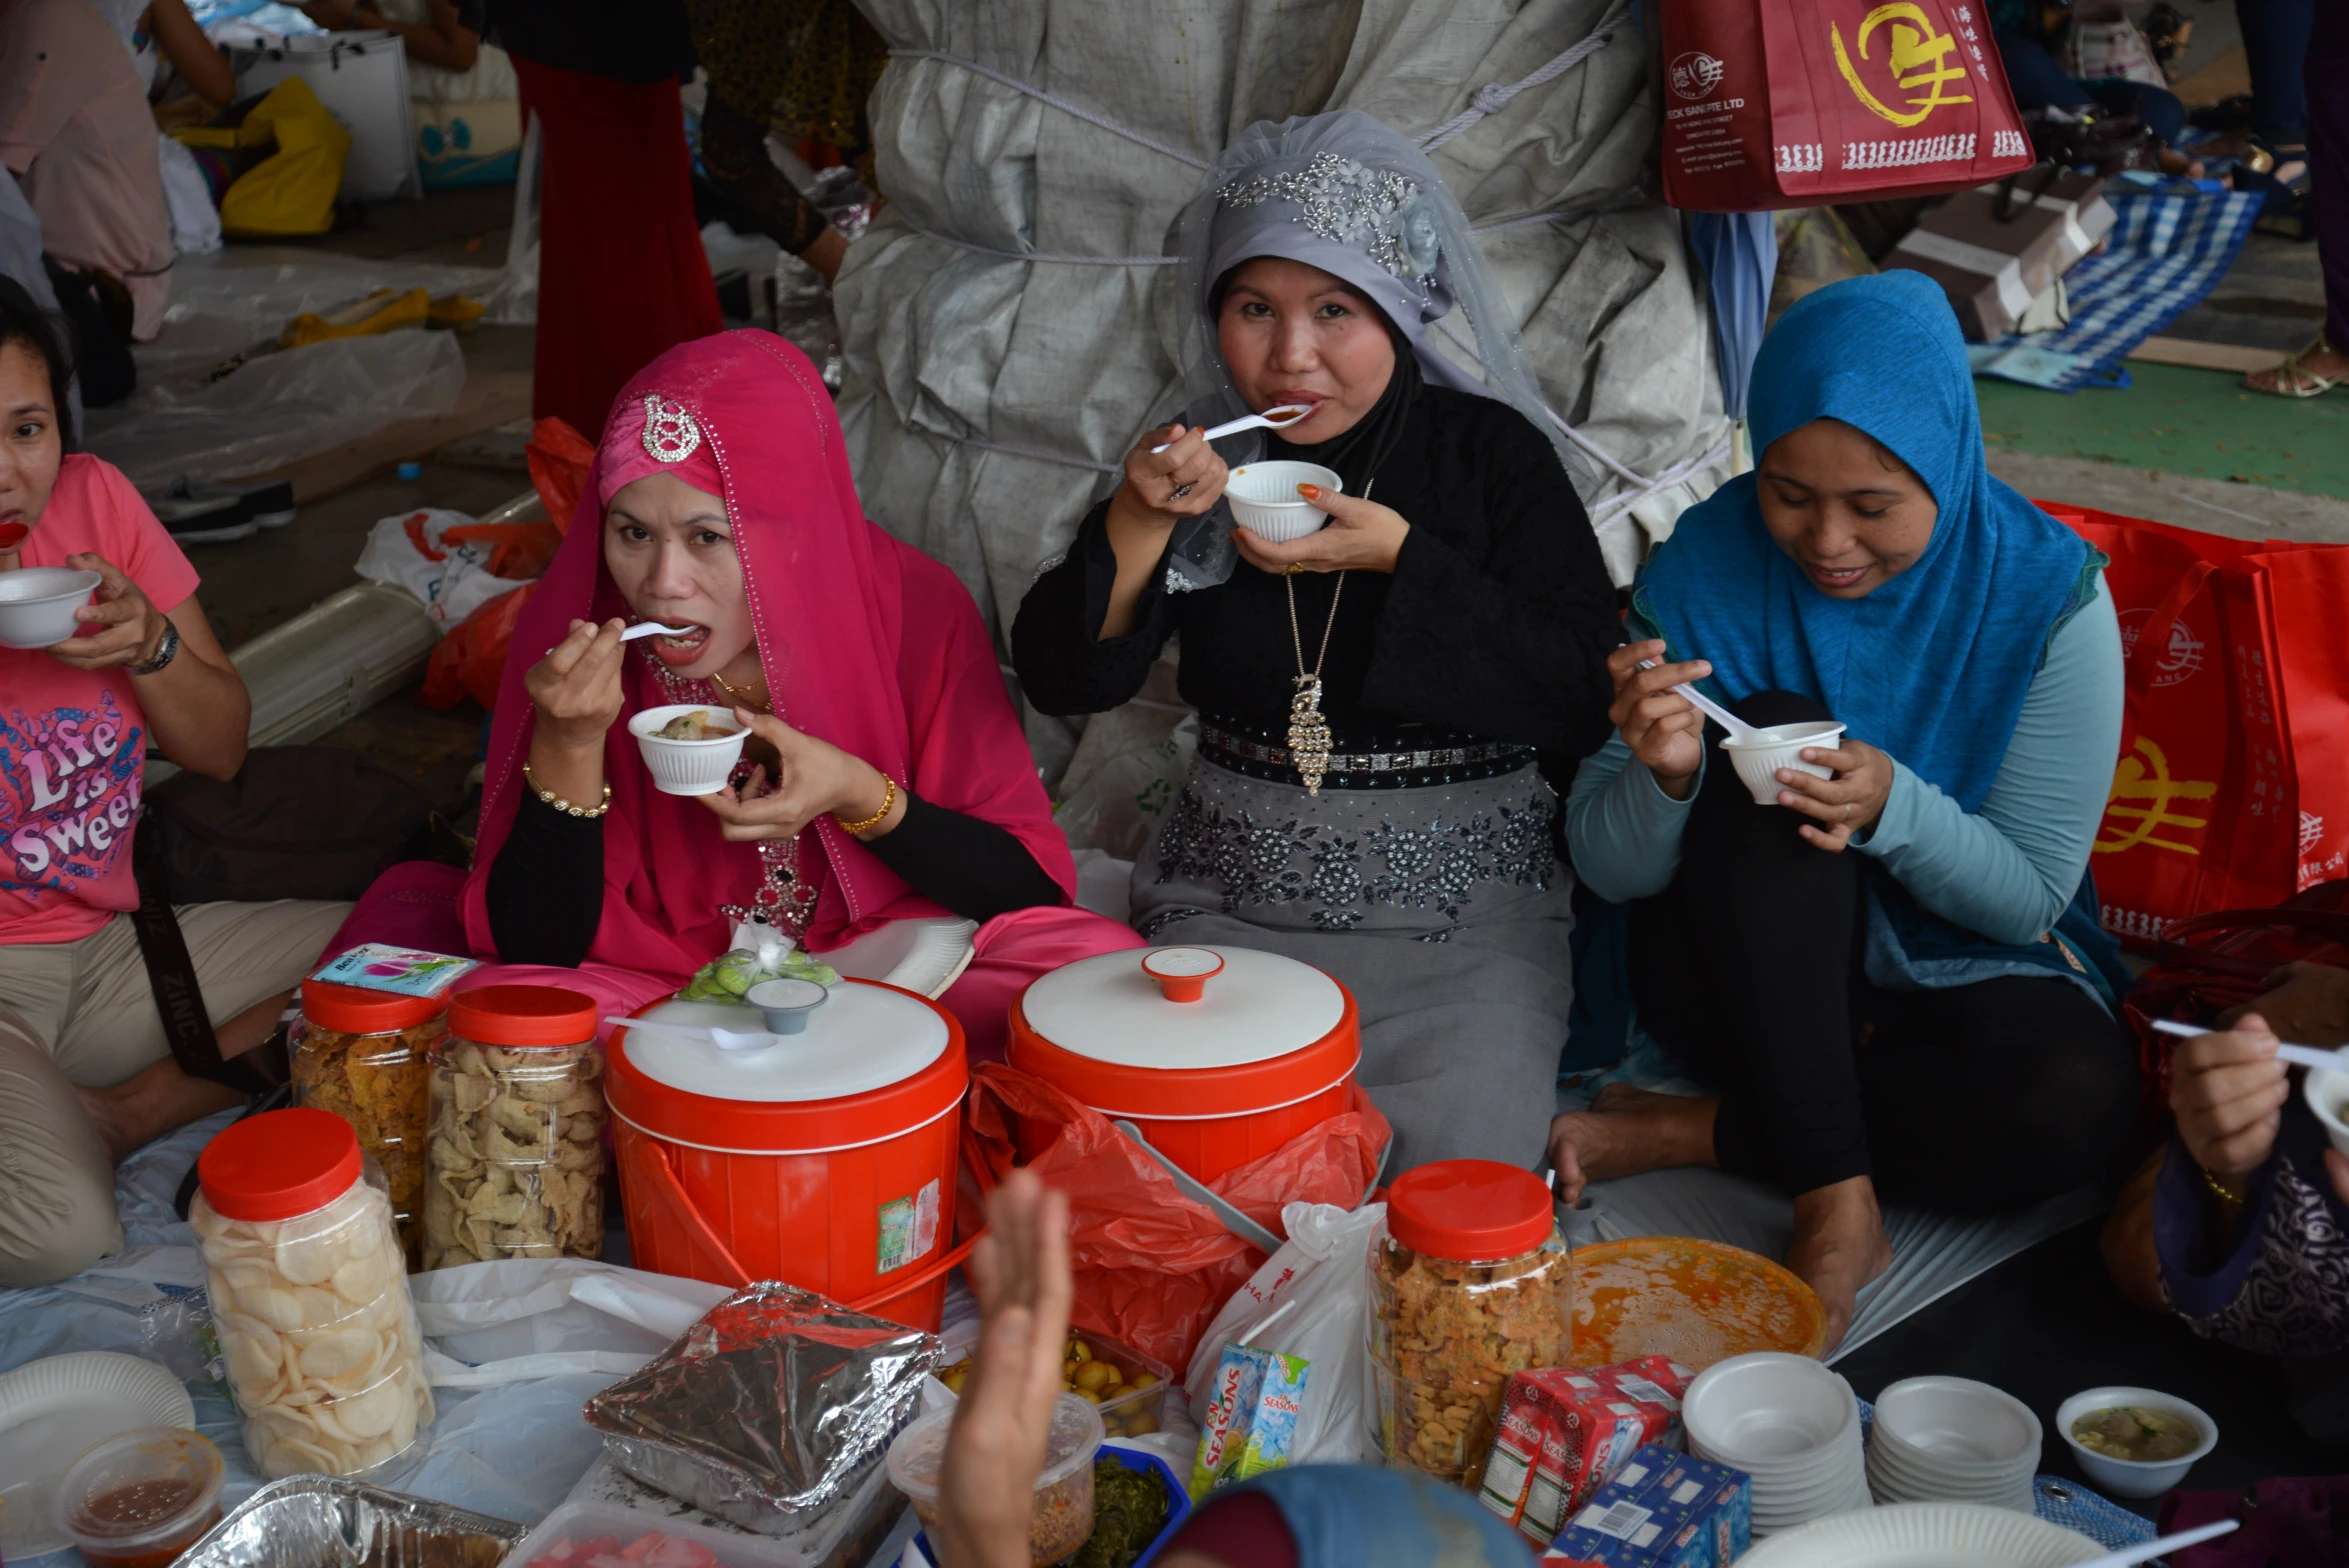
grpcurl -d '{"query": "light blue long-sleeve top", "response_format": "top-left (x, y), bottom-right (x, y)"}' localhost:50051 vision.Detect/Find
top-left (1565, 576), bottom-right (2121, 948)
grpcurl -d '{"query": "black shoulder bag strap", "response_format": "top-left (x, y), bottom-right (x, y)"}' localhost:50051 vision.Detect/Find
top-left (130, 820), bottom-right (286, 1098)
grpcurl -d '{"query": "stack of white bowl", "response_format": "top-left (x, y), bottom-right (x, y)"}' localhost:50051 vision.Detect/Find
top-left (1866, 1377), bottom-right (2041, 1512)
top-left (1682, 1353), bottom-right (1871, 1536)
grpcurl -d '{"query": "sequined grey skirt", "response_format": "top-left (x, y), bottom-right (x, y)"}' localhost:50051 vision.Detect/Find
top-left (1131, 758), bottom-right (1575, 1171)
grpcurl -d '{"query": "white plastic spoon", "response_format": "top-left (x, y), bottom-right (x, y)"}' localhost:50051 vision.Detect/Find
top-left (604, 1016), bottom-right (778, 1052)
top-left (2060, 1518), bottom-right (2238, 1568)
top-left (1634, 657), bottom-right (1762, 743)
top-left (1148, 403), bottom-right (1316, 454)
top-left (620, 621), bottom-right (695, 642)
top-left (2154, 1016), bottom-right (2349, 1074)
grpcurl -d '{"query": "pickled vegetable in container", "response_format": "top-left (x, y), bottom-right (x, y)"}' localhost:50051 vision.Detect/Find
top-left (1368, 1159), bottom-right (1571, 1487)
top-left (192, 1108), bottom-right (434, 1480)
top-left (291, 980), bottom-right (444, 1269)
top-left (424, 984), bottom-right (607, 1269)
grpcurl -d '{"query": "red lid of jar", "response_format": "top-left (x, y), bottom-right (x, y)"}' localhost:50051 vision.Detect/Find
top-left (1386, 1159), bottom-right (1555, 1261)
top-left (198, 1107), bottom-right (362, 1221)
top-left (302, 979), bottom-right (444, 1035)
top-left (447, 984), bottom-right (598, 1047)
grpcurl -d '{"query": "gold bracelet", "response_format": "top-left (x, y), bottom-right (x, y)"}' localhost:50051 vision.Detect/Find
top-left (522, 762), bottom-right (611, 819)
top-left (2199, 1162), bottom-right (2247, 1209)
top-left (834, 775), bottom-right (897, 836)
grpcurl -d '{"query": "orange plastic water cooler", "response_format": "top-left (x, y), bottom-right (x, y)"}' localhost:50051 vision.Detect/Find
top-left (1006, 945), bottom-right (1360, 1183)
top-left (608, 979), bottom-right (969, 1330)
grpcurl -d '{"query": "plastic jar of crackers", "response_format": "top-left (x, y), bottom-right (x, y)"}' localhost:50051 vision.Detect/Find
top-left (192, 1108), bottom-right (434, 1480)
top-left (1368, 1159), bottom-right (1572, 1486)
top-left (423, 984), bottom-right (607, 1270)
top-left (290, 980), bottom-right (444, 1269)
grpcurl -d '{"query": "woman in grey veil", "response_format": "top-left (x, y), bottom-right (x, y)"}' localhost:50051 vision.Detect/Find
top-left (1013, 110), bottom-right (1621, 1171)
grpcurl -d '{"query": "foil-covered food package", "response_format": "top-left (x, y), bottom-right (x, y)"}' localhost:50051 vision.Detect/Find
top-left (176, 1476), bottom-right (523, 1568)
top-left (582, 1281), bottom-right (938, 1533)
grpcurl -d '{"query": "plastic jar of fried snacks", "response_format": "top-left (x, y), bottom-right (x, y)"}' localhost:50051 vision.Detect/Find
top-left (291, 981), bottom-right (444, 1270)
top-left (1368, 1159), bottom-right (1573, 1486)
top-left (192, 1108), bottom-right (435, 1481)
top-left (423, 985), bottom-right (607, 1270)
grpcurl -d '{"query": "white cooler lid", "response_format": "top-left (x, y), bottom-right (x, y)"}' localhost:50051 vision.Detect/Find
top-left (1020, 945), bottom-right (1345, 1068)
top-left (626, 989), bottom-right (947, 1101)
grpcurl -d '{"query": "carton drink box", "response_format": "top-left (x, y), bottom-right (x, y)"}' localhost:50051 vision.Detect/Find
top-left (1478, 1357), bottom-right (1694, 1547)
top-left (1187, 1342), bottom-right (1310, 1500)
top-left (1543, 1444), bottom-right (1751, 1568)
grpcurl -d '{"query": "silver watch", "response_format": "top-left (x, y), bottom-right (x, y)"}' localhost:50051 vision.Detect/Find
top-left (130, 620), bottom-right (181, 676)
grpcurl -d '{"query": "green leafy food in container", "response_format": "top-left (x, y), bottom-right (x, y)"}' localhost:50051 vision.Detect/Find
top-left (677, 949), bottom-right (837, 1002)
top-left (1073, 1458), bottom-right (1171, 1568)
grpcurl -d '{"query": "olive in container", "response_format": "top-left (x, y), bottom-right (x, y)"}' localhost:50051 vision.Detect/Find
top-left (54, 1427), bottom-right (225, 1568)
top-left (291, 980), bottom-right (444, 1270)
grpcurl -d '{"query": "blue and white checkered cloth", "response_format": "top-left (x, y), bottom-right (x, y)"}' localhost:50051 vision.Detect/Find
top-left (1969, 175), bottom-right (2264, 393)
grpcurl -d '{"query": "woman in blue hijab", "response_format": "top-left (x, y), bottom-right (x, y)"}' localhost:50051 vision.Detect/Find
top-left (1555, 272), bottom-right (2137, 1347)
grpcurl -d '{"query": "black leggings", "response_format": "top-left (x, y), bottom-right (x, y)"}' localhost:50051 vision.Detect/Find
top-left (1627, 692), bottom-right (2139, 1210)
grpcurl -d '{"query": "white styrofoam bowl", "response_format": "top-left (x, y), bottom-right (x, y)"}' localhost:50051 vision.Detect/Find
top-left (2055, 1386), bottom-right (2217, 1499)
top-left (2304, 1063), bottom-right (2349, 1158)
top-left (1720, 721), bottom-right (1847, 807)
top-left (628, 703), bottom-right (751, 796)
top-left (1225, 461), bottom-right (1341, 543)
top-left (1873, 1377), bottom-right (2042, 1475)
top-left (0, 567), bottom-right (102, 650)
top-left (1684, 1353), bottom-right (1855, 1469)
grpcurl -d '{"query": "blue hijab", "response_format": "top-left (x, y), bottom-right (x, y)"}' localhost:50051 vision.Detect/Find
top-left (1636, 271), bottom-right (2090, 814)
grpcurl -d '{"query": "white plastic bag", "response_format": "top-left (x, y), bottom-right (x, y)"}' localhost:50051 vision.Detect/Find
top-left (354, 507), bottom-right (531, 633)
top-left (408, 1258), bottom-right (729, 1388)
top-left (1183, 1201), bottom-right (1385, 1465)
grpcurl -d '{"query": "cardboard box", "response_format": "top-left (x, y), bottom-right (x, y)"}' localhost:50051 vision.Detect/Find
top-left (1187, 1343), bottom-right (1309, 1499)
top-left (1544, 1445), bottom-right (1752, 1568)
top-left (1478, 1358), bottom-right (1694, 1547)
top-left (1884, 169), bottom-right (2115, 340)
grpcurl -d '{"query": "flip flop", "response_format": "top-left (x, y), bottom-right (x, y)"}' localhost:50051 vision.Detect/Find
top-left (2244, 336), bottom-right (2349, 399)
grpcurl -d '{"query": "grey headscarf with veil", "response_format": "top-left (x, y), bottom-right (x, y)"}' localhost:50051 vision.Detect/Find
top-left (1159, 109), bottom-right (1590, 590)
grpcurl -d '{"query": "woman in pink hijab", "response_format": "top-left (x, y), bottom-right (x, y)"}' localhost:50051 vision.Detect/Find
top-left (460, 331), bottom-right (1138, 1058)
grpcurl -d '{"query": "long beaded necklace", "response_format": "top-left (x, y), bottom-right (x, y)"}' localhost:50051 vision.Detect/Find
top-left (1281, 477), bottom-right (1374, 797)
top-left (644, 647), bottom-right (819, 939)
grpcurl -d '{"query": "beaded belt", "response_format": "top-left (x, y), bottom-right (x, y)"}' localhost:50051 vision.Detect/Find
top-left (1198, 719), bottom-right (1533, 792)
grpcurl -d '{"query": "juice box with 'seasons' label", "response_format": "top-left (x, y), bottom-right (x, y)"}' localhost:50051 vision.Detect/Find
top-left (1477, 1357), bottom-right (1693, 1546)
top-left (1187, 1343), bottom-right (1310, 1500)
top-left (1542, 1444), bottom-right (1751, 1568)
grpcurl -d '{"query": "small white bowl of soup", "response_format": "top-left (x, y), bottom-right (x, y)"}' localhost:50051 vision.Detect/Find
top-left (1225, 461), bottom-right (1341, 543)
top-left (2303, 1059), bottom-right (2349, 1160)
top-left (629, 704), bottom-right (750, 796)
top-left (2056, 1386), bottom-right (2217, 1498)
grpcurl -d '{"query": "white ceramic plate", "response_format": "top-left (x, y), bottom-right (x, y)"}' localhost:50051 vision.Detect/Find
top-left (0, 1351), bottom-right (195, 1559)
top-left (1737, 1502), bottom-right (2103, 1567)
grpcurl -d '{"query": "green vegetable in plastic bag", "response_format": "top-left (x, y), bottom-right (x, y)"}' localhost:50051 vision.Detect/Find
top-left (678, 932), bottom-right (837, 1003)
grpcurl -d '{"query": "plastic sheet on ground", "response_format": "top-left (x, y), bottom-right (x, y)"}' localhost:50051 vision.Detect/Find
top-left (130, 247), bottom-right (505, 381)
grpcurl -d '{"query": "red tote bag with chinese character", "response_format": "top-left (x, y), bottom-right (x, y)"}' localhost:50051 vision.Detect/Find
top-left (2039, 506), bottom-right (2349, 940)
top-left (1661, 0), bottom-right (2035, 211)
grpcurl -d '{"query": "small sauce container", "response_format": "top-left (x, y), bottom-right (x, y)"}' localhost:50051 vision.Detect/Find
top-left (54, 1427), bottom-right (225, 1568)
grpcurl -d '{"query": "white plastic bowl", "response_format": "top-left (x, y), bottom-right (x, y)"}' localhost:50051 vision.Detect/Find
top-left (1874, 1378), bottom-right (2042, 1474)
top-left (1719, 721), bottom-right (1847, 807)
top-left (1225, 461), bottom-right (1341, 543)
top-left (629, 704), bottom-right (751, 796)
top-left (2304, 1064), bottom-right (2349, 1159)
top-left (2055, 1386), bottom-right (2217, 1499)
top-left (1685, 1353), bottom-right (1854, 1468)
top-left (0, 567), bottom-right (102, 650)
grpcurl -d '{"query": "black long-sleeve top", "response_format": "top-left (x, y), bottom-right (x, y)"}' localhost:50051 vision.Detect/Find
top-left (485, 785), bottom-right (1064, 967)
top-left (1011, 387), bottom-right (1620, 756)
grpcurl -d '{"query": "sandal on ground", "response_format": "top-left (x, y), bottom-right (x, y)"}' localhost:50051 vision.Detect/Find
top-left (2245, 337), bottom-right (2349, 399)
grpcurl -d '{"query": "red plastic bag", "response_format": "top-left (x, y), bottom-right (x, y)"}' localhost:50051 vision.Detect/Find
top-left (2041, 506), bottom-right (2349, 939)
top-left (422, 580), bottom-right (537, 710)
top-left (964, 1062), bottom-right (1390, 1372)
top-left (440, 520), bottom-right (562, 581)
top-left (1660, 0), bottom-right (2033, 211)
top-left (527, 415), bottom-right (595, 534)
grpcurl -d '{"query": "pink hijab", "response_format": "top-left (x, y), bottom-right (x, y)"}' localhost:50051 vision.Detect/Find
top-left (461, 331), bottom-right (1074, 985)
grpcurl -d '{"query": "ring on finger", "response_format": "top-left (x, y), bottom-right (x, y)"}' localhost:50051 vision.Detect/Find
top-left (1168, 480), bottom-right (1197, 501)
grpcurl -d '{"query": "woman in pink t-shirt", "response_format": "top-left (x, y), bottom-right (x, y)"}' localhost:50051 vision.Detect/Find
top-left (0, 279), bottom-right (348, 1286)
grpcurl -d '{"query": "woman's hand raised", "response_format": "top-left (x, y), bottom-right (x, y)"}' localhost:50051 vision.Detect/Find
top-left (1111, 423), bottom-right (1229, 531)
top-left (1770, 739), bottom-right (1895, 852)
top-left (524, 618), bottom-right (627, 750)
top-left (1234, 484), bottom-right (1409, 575)
top-left (695, 709), bottom-right (903, 842)
top-left (1607, 641), bottom-right (1709, 799)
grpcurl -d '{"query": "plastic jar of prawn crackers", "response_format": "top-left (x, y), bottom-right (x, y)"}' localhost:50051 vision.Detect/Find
top-left (192, 1107), bottom-right (434, 1480)
top-left (1368, 1159), bottom-right (1573, 1487)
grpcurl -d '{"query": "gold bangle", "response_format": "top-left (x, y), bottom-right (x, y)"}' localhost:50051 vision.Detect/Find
top-left (522, 762), bottom-right (611, 820)
top-left (2199, 1162), bottom-right (2247, 1209)
top-left (834, 775), bottom-right (897, 836)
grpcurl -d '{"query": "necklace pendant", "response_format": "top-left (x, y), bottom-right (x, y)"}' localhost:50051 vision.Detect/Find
top-left (1289, 675), bottom-right (1333, 797)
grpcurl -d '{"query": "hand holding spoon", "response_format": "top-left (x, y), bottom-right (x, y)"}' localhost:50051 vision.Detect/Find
top-left (1149, 403), bottom-right (1316, 454)
top-left (1634, 657), bottom-right (1761, 743)
top-left (2154, 1016), bottom-right (2349, 1074)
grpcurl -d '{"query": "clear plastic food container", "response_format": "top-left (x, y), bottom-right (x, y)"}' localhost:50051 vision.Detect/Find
top-left (1368, 1159), bottom-right (1573, 1485)
top-left (886, 1393), bottom-right (1102, 1566)
top-left (192, 1108), bottom-right (434, 1481)
top-left (291, 980), bottom-right (444, 1270)
top-left (424, 984), bottom-right (607, 1269)
top-left (54, 1427), bottom-right (225, 1568)
top-left (936, 1327), bottom-right (1171, 1440)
